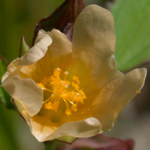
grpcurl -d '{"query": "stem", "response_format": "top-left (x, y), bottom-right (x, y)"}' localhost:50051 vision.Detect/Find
top-left (44, 140), bottom-right (61, 150)
top-left (0, 105), bottom-right (20, 150)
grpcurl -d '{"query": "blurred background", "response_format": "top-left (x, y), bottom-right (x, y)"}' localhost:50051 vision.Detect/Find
top-left (0, 0), bottom-right (150, 149)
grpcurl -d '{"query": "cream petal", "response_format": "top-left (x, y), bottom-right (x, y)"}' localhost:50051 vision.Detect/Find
top-left (91, 68), bottom-right (147, 130)
top-left (2, 58), bottom-right (20, 82)
top-left (2, 58), bottom-right (30, 85)
top-left (18, 30), bottom-right (52, 66)
top-left (72, 5), bottom-right (121, 87)
top-left (34, 30), bottom-right (47, 44)
top-left (46, 117), bottom-right (101, 141)
top-left (72, 5), bottom-right (115, 64)
top-left (47, 29), bottom-right (72, 69)
top-left (23, 115), bottom-right (101, 142)
top-left (17, 29), bottom-right (72, 82)
top-left (2, 75), bottom-right (43, 116)
top-left (93, 55), bottom-right (123, 89)
top-left (22, 111), bottom-right (57, 142)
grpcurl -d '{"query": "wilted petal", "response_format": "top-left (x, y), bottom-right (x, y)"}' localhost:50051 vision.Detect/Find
top-left (19, 31), bottom-right (52, 66)
top-left (2, 75), bottom-right (43, 116)
top-left (93, 68), bottom-right (146, 130)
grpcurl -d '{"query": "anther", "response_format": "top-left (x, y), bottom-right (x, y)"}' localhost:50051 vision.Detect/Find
top-left (57, 68), bottom-right (61, 71)
top-left (64, 71), bottom-right (69, 75)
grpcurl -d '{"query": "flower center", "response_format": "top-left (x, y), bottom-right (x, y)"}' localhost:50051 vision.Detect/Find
top-left (37, 68), bottom-right (86, 116)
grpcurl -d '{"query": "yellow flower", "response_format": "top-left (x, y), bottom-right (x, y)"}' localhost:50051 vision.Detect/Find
top-left (1, 5), bottom-right (146, 143)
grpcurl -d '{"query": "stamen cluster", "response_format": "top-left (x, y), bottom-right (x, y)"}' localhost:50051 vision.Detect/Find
top-left (37, 68), bottom-right (86, 116)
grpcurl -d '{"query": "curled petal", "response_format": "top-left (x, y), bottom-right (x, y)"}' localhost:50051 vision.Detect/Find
top-left (2, 75), bottom-right (43, 116)
top-left (2, 58), bottom-right (20, 82)
top-left (19, 30), bottom-right (52, 66)
top-left (47, 117), bottom-right (101, 141)
top-left (18, 29), bottom-right (72, 82)
top-left (22, 112), bottom-right (101, 142)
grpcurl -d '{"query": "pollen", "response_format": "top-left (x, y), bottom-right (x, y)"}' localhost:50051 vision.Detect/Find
top-left (37, 68), bottom-right (86, 116)
top-left (37, 83), bottom-right (45, 89)
top-left (136, 91), bottom-right (141, 94)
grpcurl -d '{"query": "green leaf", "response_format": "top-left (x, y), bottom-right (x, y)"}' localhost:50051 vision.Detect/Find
top-left (0, 57), bottom-right (14, 108)
top-left (111, 0), bottom-right (150, 71)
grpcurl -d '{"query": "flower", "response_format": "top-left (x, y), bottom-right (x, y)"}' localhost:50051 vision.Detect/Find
top-left (1, 5), bottom-right (146, 143)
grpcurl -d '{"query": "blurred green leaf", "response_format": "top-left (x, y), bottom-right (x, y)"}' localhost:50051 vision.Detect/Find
top-left (0, 57), bottom-right (14, 108)
top-left (111, 0), bottom-right (150, 71)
